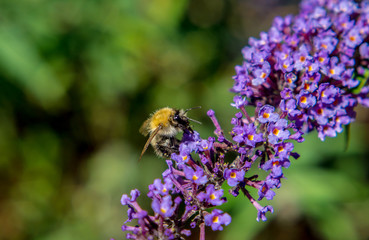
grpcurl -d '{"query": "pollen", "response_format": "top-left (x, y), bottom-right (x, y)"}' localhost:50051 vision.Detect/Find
top-left (278, 146), bottom-right (284, 152)
top-left (319, 57), bottom-right (325, 63)
top-left (247, 134), bottom-right (254, 141)
top-left (162, 188), bottom-right (167, 193)
top-left (349, 36), bottom-right (356, 42)
top-left (317, 108), bottom-right (324, 115)
top-left (192, 175), bottom-right (199, 181)
top-left (329, 68), bottom-right (335, 75)
top-left (261, 72), bottom-right (267, 78)
top-left (299, 56), bottom-right (306, 62)
top-left (273, 128), bottom-right (280, 136)
top-left (321, 91), bottom-right (326, 97)
top-left (321, 43), bottom-right (328, 49)
top-left (182, 155), bottom-right (188, 161)
top-left (212, 216), bottom-right (219, 223)
top-left (263, 112), bottom-right (270, 119)
top-left (283, 63), bottom-right (288, 69)
top-left (308, 65), bottom-right (313, 72)
top-left (210, 194), bottom-right (216, 200)
top-left (161, 208), bottom-right (167, 214)
top-left (230, 172), bottom-right (236, 178)
top-left (300, 96), bottom-right (307, 103)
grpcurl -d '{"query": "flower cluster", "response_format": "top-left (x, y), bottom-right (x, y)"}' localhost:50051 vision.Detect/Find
top-left (120, 0), bottom-right (369, 239)
top-left (232, 0), bottom-right (369, 140)
top-left (121, 131), bottom-right (232, 239)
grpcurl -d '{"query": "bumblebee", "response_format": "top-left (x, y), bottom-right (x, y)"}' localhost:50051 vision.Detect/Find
top-left (139, 107), bottom-right (200, 161)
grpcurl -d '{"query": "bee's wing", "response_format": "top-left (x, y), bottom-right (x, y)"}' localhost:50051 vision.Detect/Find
top-left (139, 118), bottom-right (151, 136)
top-left (139, 124), bottom-right (162, 162)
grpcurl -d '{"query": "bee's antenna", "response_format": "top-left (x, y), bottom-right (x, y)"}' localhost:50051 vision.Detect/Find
top-left (188, 117), bottom-right (201, 125)
top-left (184, 106), bottom-right (201, 124)
top-left (185, 106), bottom-right (201, 113)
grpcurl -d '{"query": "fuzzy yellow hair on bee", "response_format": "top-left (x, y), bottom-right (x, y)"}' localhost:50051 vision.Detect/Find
top-left (139, 107), bottom-right (201, 161)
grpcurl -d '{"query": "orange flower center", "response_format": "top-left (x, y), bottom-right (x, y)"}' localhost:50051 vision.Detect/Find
top-left (272, 160), bottom-right (280, 166)
top-left (273, 128), bottom-right (280, 136)
top-left (304, 83), bottom-right (310, 90)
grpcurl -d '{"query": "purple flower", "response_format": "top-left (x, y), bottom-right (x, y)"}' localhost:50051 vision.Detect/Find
top-left (151, 195), bottom-right (176, 218)
top-left (267, 119), bottom-right (290, 144)
top-left (204, 209), bottom-right (231, 231)
top-left (184, 165), bottom-right (208, 185)
top-left (232, 123), bottom-right (263, 147)
top-left (276, 55), bottom-right (294, 72)
top-left (321, 57), bottom-right (345, 80)
top-left (344, 27), bottom-right (363, 48)
top-left (244, 124), bottom-right (264, 147)
top-left (258, 105), bottom-right (279, 123)
top-left (224, 168), bottom-right (245, 187)
top-left (148, 178), bottom-right (173, 197)
top-left (258, 181), bottom-right (276, 201)
top-left (317, 83), bottom-right (339, 104)
top-left (296, 90), bottom-right (317, 108)
top-left (293, 44), bottom-right (312, 71)
top-left (231, 95), bottom-right (247, 109)
top-left (274, 142), bottom-right (294, 159)
top-left (317, 124), bottom-right (337, 141)
top-left (360, 43), bottom-right (369, 59)
top-left (309, 103), bottom-right (335, 125)
top-left (284, 72), bottom-right (297, 88)
top-left (252, 62), bottom-right (271, 86)
top-left (257, 205), bottom-right (274, 222)
top-left (262, 157), bottom-right (291, 177)
top-left (121, 189), bottom-right (140, 205)
top-left (197, 184), bottom-right (226, 206)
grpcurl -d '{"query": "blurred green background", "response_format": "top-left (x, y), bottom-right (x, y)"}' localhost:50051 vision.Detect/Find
top-left (0, 0), bottom-right (368, 239)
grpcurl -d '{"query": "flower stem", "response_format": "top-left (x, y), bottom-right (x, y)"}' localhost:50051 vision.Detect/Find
top-left (199, 222), bottom-right (205, 240)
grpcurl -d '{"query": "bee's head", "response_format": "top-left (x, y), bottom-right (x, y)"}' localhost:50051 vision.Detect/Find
top-left (172, 109), bottom-right (193, 133)
top-left (172, 107), bottom-right (201, 133)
